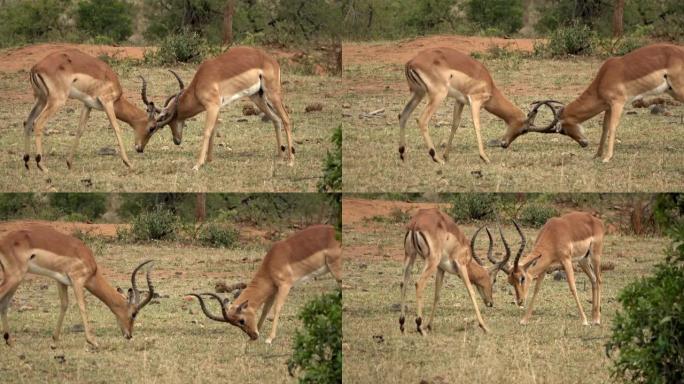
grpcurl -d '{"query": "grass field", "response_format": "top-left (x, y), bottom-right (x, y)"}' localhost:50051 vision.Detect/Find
top-left (342, 201), bottom-right (669, 383)
top-left (0, 236), bottom-right (339, 383)
top-left (0, 57), bottom-right (339, 192)
top-left (342, 42), bottom-right (684, 192)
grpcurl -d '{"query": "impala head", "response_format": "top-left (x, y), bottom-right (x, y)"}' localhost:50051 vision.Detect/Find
top-left (500, 221), bottom-right (539, 308)
top-left (500, 100), bottom-right (588, 148)
top-left (469, 225), bottom-right (512, 307)
top-left (115, 260), bottom-right (156, 339)
top-left (188, 284), bottom-right (259, 340)
top-left (139, 71), bottom-right (185, 151)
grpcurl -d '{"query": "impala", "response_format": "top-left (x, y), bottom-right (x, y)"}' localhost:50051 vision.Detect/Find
top-left (141, 46), bottom-right (294, 171)
top-left (501, 43), bottom-right (684, 162)
top-left (398, 47), bottom-right (546, 164)
top-left (502, 212), bottom-right (604, 325)
top-left (399, 208), bottom-right (512, 334)
top-left (23, 49), bottom-right (156, 171)
top-left (0, 224), bottom-right (156, 347)
top-left (189, 224), bottom-right (341, 344)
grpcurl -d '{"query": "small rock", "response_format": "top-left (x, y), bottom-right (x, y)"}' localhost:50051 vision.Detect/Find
top-left (650, 104), bottom-right (665, 115)
top-left (54, 355), bottom-right (66, 364)
top-left (372, 335), bottom-right (384, 343)
top-left (18, 305), bottom-right (32, 312)
top-left (80, 178), bottom-right (93, 188)
top-left (341, 103), bottom-right (351, 109)
top-left (66, 107), bottom-right (75, 114)
top-left (553, 271), bottom-right (567, 281)
top-left (305, 103), bottom-right (324, 113)
top-left (342, 112), bottom-right (352, 118)
top-left (242, 105), bottom-right (260, 116)
top-left (71, 324), bottom-right (84, 333)
top-left (470, 170), bottom-right (483, 178)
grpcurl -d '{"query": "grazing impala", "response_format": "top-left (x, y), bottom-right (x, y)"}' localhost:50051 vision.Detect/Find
top-left (0, 225), bottom-right (156, 347)
top-left (24, 49), bottom-right (156, 171)
top-left (399, 209), bottom-right (511, 334)
top-left (502, 212), bottom-right (604, 325)
top-left (141, 46), bottom-right (294, 171)
top-left (398, 47), bottom-right (544, 164)
top-left (189, 224), bottom-right (341, 344)
top-left (501, 44), bottom-right (684, 162)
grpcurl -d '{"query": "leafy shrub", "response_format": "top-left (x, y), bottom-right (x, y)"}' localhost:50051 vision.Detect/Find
top-left (198, 223), bottom-right (239, 248)
top-left (0, 0), bottom-right (69, 47)
top-left (0, 194), bottom-right (36, 220)
top-left (539, 23), bottom-right (595, 57)
top-left (467, 0), bottom-right (524, 35)
top-left (606, 225), bottom-right (684, 383)
top-left (130, 208), bottom-right (178, 241)
top-left (76, 0), bottom-right (133, 43)
top-left (319, 125), bottom-right (342, 192)
top-left (146, 31), bottom-right (212, 64)
top-left (451, 194), bottom-right (496, 221)
top-left (519, 203), bottom-right (559, 227)
top-left (49, 193), bottom-right (107, 222)
top-left (288, 290), bottom-right (342, 384)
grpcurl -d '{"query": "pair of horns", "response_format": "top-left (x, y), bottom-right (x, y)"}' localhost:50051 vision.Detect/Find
top-left (139, 70), bottom-right (185, 127)
top-left (470, 221), bottom-right (526, 276)
top-left (525, 100), bottom-right (565, 133)
top-left (128, 260), bottom-right (156, 313)
top-left (188, 282), bottom-right (246, 325)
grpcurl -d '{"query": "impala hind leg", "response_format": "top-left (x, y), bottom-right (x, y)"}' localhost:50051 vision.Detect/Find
top-left (417, 89), bottom-right (447, 164)
top-left (601, 101), bottom-right (625, 163)
top-left (0, 275), bottom-right (23, 346)
top-left (442, 102), bottom-right (464, 161)
top-left (30, 97), bottom-right (66, 172)
top-left (561, 258), bottom-right (589, 325)
top-left (249, 94), bottom-right (285, 161)
top-left (66, 106), bottom-right (91, 169)
top-left (265, 284), bottom-right (292, 344)
top-left (426, 268), bottom-right (444, 332)
top-left (398, 91), bottom-right (424, 161)
top-left (23, 98), bottom-right (46, 169)
top-left (194, 106), bottom-right (220, 171)
top-left (52, 283), bottom-right (69, 342)
top-left (414, 258), bottom-right (439, 335)
top-left (399, 242), bottom-right (416, 334)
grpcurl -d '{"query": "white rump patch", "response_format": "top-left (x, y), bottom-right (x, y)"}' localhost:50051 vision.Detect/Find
top-left (221, 82), bottom-right (262, 107)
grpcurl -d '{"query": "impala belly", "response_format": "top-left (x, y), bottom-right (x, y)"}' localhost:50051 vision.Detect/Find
top-left (25, 248), bottom-right (73, 286)
top-left (219, 69), bottom-right (263, 107)
top-left (68, 75), bottom-right (105, 110)
top-left (290, 249), bottom-right (330, 286)
top-left (445, 71), bottom-right (472, 104)
top-left (568, 237), bottom-right (594, 260)
top-left (627, 72), bottom-right (670, 103)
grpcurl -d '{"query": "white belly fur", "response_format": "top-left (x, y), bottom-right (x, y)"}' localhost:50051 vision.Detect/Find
top-left (295, 265), bottom-right (329, 286)
top-left (629, 80), bottom-right (670, 103)
top-left (221, 82), bottom-right (262, 107)
top-left (69, 87), bottom-right (104, 110)
top-left (25, 248), bottom-right (73, 286)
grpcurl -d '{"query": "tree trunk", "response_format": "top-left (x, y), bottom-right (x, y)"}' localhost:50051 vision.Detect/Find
top-left (195, 193), bottom-right (207, 224)
top-left (223, 0), bottom-right (237, 46)
top-left (613, 0), bottom-right (625, 38)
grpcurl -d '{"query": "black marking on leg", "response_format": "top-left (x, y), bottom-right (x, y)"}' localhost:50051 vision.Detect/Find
top-left (416, 317), bottom-right (422, 333)
top-left (399, 282), bottom-right (404, 289)
top-left (35, 154), bottom-right (41, 164)
top-left (3, 333), bottom-right (8, 343)
top-left (291, 147), bottom-right (295, 155)
top-left (427, 324), bottom-right (432, 331)
top-left (398, 146), bottom-right (405, 161)
top-left (429, 148), bottom-right (436, 162)
top-left (23, 154), bottom-right (30, 169)
top-left (399, 316), bottom-right (405, 333)
top-left (66, 160), bottom-right (72, 169)
top-left (280, 145), bottom-right (286, 152)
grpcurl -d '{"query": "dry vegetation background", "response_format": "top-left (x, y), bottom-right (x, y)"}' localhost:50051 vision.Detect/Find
top-left (341, 196), bottom-right (670, 383)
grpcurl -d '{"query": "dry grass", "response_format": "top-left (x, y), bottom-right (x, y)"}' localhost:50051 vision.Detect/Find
top-left (0, 239), bottom-right (339, 383)
top-left (342, 215), bottom-right (669, 383)
top-left (0, 65), bottom-right (340, 192)
top-left (342, 54), bottom-right (684, 192)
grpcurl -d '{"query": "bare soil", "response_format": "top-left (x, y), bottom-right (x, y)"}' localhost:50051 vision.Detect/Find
top-left (0, 219), bottom-right (125, 237)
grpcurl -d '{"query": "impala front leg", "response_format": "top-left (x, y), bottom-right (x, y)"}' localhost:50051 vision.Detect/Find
top-left (468, 97), bottom-right (490, 164)
top-left (265, 284), bottom-right (292, 344)
top-left (101, 99), bottom-right (132, 169)
top-left (72, 283), bottom-right (98, 348)
top-left (194, 106), bottom-right (220, 171)
top-left (601, 101), bottom-right (624, 163)
top-left (455, 258), bottom-right (489, 333)
top-left (66, 106), bottom-right (91, 169)
top-left (414, 258), bottom-right (439, 335)
top-left (52, 283), bottom-right (69, 343)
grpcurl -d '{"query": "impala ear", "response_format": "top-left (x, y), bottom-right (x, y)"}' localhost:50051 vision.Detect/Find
top-left (523, 254), bottom-right (542, 270)
top-left (237, 300), bottom-right (249, 312)
top-left (116, 287), bottom-right (124, 294)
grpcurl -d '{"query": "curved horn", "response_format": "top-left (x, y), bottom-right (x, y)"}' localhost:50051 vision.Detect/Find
top-left (139, 76), bottom-right (150, 106)
top-left (512, 220), bottom-right (526, 271)
top-left (168, 70), bottom-right (185, 90)
top-left (131, 260), bottom-right (155, 311)
top-left (187, 293), bottom-right (228, 323)
top-left (486, 224), bottom-right (512, 280)
top-left (525, 100), bottom-right (565, 133)
top-left (470, 226), bottom-right (488, 266)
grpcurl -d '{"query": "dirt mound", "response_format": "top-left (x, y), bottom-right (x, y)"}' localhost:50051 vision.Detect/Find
top-left (0, 220), bottom-right (125, 238)
top-left (342, 198), bottom-right (449, 226)
top-left (343, 34), bottom-right (541, 66)
top-left (0, 43), bottom-right (151, 73)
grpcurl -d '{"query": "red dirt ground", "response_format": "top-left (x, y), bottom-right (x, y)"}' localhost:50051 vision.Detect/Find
top-left (342, 197), bottom-right (448, 226)
top-left (343, 35), bottom-right (541, 66)
top-left (0, 220), bottom-right (125, 237)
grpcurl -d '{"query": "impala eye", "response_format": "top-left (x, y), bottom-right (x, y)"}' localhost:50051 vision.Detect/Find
top-left (132, 312), bottom-right (137, 319)
top-left (520, 276), bottom-right (526, 284)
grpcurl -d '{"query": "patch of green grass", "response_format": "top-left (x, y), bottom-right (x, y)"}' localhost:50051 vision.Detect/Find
top-left (0, 64), bottom-right (338, 192)
top-left (0, 240), bottom-right (339, 383)
top-left (342, 55), bottom-right (684, 192)
top-left (342, 216), bottom-right (669, 383)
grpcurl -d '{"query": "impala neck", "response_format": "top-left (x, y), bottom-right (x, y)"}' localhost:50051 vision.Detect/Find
top-left (114, 97), bottom-right (147, 128)
top-left (85, 272), bottom-right (128, 318)
top-left (234, 276), bottom-right (276, 310)
top-left (467, 258), bottom-right (490, 287)
top-left (562, 83), bottom-right (608, 125)
top-left (484, 87), bottom-right (526, 127)
top-left (175, 87), bottom-right (204, 121)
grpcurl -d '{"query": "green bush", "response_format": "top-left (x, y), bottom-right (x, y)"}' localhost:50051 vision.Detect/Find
top-left (0, 0), bottom-right (69, 47)
top-left (319, 125), bottom-right (342, 192)
top-left (288, 290), bottom-right (342, 384)
top-left (539, 23), bottom-right (595, 57)
top-left (467, 0), bottom-right (523, 35)
top-left (198, 222), bottom-right (239, 248)
top-left (76, 0), bottom-right (133, 43)
top-left (146, 31), bottom-right (212, 64)
top-left (606, 223), bottom-right (684, 383)
top-left (519, 203), bottom-right (559, 227)
top-left (50, 193), bottom-right (107, 222)
top-left (451, 194), bottom-right (496, 221)
top-left (130, 208), bottom-right (178, 241)
top-left (0, 194), bottom-right (36, 220)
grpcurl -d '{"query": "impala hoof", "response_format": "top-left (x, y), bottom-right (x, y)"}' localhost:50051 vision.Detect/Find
top-left (192, 164), bottom-right (201, 171)
top-left (265, 338), bottom-right (273, 345)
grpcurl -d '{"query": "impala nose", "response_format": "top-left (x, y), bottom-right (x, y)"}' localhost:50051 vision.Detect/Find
top-left (173, 137), bottom-right (182, 145)
top-left (135, 145), bottom-right (144, 153)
